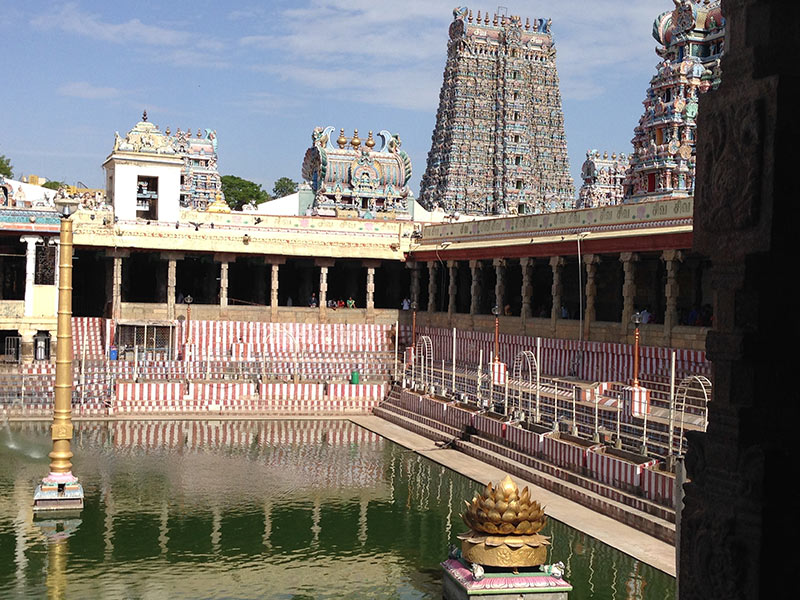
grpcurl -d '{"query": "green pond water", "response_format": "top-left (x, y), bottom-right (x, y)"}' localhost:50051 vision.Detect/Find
top-left (0, 419), bottom-right (675, 599)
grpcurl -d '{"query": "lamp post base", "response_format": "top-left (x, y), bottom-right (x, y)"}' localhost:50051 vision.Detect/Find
top-left (33, 472), bottom-right (84, 512)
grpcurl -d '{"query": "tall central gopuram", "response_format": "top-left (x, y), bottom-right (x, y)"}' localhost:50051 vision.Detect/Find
top-left (418, 7), bottom-right (574, 216)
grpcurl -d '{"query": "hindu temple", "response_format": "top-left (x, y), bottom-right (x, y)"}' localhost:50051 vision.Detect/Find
top-left (418, 7), bottom-right (574, 216)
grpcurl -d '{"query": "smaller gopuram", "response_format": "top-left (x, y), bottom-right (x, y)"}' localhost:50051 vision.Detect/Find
top-left (623, 0), bottom-right (724, 201)
top-left (300, 126), bottom-right (413, 219)
top-left (442, 475), bottom-right (571, 599)
top-left (577, 150), bottom-right (629, 209)
top-left (103, 112), bottom-right (223, 222)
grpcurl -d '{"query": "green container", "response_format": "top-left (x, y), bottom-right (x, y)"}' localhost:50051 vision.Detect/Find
top-left (350, 370), bottom-right (360, 384)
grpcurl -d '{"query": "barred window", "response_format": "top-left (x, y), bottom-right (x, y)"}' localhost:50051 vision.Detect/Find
top-left (35, 243), bottom-right (56, 285)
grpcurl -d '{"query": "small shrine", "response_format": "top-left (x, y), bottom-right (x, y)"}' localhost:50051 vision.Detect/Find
top-left (442, 475), bottom-right (571, 599)
top-left (300, 126), bottom-right (413, 219)
top-left (577, 150), bottom-right (629, 208)
top-left (103, 112), bottom-right (224, 223)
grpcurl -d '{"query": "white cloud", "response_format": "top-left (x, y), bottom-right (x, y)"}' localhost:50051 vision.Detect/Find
top-left (57, 81), bottom-right (122, 99)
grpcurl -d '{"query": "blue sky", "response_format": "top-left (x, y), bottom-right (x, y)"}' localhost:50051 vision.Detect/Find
top-left (0, 1), bottom-right (668, 196)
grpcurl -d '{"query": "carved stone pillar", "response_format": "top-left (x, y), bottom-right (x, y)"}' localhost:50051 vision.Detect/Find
top-left (408, 262), bottom-right (421, 307)
top-left (619, 252), bottom-right (638, 330)
top-left (549, 256), bottom-right (564, 327)
top-left (270, 263), bottom-right (279, 318)
top-left (680, 2), bottom-right (794, 597)
top-left (469, 260), bottom-right (481, 315)
top-left (520, 257), bottom-right (533, 320)
top-left (448, 261), bottom-right (458, 316)
top-left (315, 258), bottom-right (334, 321)
top-left (219, 262), bottom-right (229, 308)
top-left (661, 250), bottom-right (683, 344)
top-left (583, 254), bottom-right (599, 340)
top-left (319, 267), bottom-right (328, 308)
top-left (20, 235), bottom-right (41, 317)
top-left (167, 259), bottom-right (177, 320)
top-left (427, 261), bottom-right (438, 313)
top-left (493, 258), bottom-right (506, 313)
top-left (366, 266), bottom-right (375, 311)
top-left (112, 256), bottom-right (123, 320)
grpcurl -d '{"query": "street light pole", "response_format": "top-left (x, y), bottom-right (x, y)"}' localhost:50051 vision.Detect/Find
top-left (33, 196), bottom-right (83, 511)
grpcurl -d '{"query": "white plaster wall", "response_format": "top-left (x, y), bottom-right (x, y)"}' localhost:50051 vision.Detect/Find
top-left (111, 162), bottom-right (181, 222)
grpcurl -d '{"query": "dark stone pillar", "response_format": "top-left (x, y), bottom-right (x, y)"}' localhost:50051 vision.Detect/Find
top-left (681, 2), bottom-right (797, 597)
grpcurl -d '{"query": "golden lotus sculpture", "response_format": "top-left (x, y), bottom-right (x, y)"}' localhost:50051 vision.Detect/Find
top-left (458, 475), bottom-right (550, 567)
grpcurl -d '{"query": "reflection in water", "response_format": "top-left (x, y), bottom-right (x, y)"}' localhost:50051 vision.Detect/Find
top-left (0, 420), bottom-right (675, 599)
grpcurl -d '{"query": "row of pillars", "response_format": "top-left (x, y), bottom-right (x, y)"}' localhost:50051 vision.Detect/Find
top-left (410, 249), bottom-right (684, 341)
top-left (108, 251), bottom-right (380, 322)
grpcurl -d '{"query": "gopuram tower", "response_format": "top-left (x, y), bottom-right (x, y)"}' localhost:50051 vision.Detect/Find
top-left (623, 0), bottom-right (724, 201)
top-left (418, 7), bottom-right (574, 216)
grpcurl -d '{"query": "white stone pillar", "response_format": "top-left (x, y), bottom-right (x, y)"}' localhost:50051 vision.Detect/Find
top-left (112, 257), bottom-right (122, 320)
top-left (167, 259), bottom-right (177, 320)
top-left (20, 236), bottom-right (41, 317)
top-left (220, 261), bottom-right (229, 308)
top-left (319, 266), bottom-right (328, 307)
top-left (366, 266), bottom-right (375, 310)
top-left (271, 263), bottom-right (279, 309)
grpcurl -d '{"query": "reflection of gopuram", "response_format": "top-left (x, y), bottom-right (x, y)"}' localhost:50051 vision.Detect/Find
top-left (419, 7), bottom-right (574, 216)
top-left (442, 474), bottom-right (571, 598)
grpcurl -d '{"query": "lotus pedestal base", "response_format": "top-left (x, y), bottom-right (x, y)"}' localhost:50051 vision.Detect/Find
top-left (442, 559), bottom-right (572, 600)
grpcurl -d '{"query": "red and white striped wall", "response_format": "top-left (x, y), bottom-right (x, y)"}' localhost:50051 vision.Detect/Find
top-left (260, 383), bottom-right (325, 400)
top-left (586, 447), bottom-right (658, 490)
top-left (402, 325), bottom-right (710, 383)
top-left (541, 435), bottom-right (603, 471)
top-left (622, 385), bottom-right (651, 417)
top-left (642, 464), bottom-right (676, 507)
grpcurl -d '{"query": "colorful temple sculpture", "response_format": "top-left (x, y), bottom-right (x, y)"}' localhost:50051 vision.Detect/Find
top-left (418, 7), bottom-right (574, 216)
top-left (104, 112), bottom-right (223, 222)
top-left (577, 150), bottom-right (629, 209)
top-left (300, 126), bottom-right (413, 219)
top-left (623, 0), bottom-right (724, 201)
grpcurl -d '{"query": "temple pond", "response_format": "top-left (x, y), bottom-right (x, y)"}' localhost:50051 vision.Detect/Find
top-left (0, 419), bottom-right (674, 599)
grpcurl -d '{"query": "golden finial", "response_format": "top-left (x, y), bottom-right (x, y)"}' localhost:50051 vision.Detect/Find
top-left (351, 129), bottom-right (361, 149)
top-left (493, 13), bottom-right (498, 26)
top-left (525, 17), bottom-right (530, 30)
top-left (337, 128), bottom-right (348, 148)
top-left (485, 13), bottom-right (490, 24)
top-left (365, 131), bottom-right (375, 149)
top-left (477, 10), bottom-right (481, 22)
top-left (468, 9), bottom-right (473, 22)
top-left (165, 126), bottom-right (171, 135)
top-left (197, 129), bottom-right (202, 138)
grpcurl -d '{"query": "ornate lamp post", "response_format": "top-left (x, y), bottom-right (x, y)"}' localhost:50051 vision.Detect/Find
top-left (183, 295), bottom-right (193, 360)
top-left (411, 300), bottom-right (418, 348)
top-left (632, 311), bottom-right (642, 387)
top-left (33, 195), bottom-right (83, 511)
top-left (492, 305), bottom-right (500, 362)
